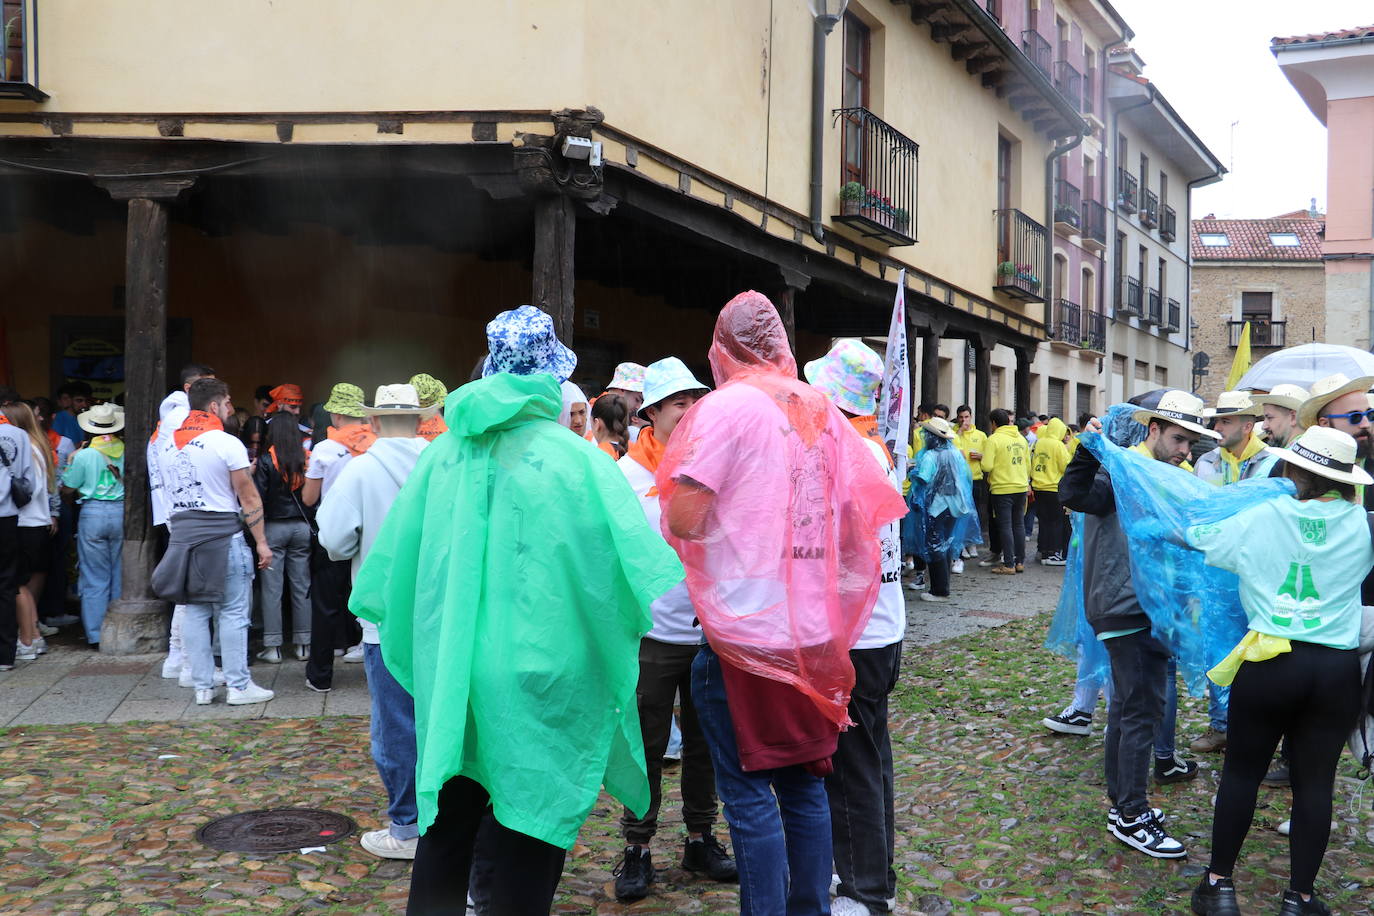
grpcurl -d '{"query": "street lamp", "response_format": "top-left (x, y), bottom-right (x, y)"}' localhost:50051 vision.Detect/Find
top-left (808, 0), bottom-right (850, 240)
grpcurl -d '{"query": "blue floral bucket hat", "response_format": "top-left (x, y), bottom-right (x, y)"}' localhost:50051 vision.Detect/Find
top-left (482, 305), bottom-right (577, 383)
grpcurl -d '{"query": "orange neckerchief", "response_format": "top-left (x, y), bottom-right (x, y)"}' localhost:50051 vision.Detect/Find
top-left (173, 411), bottom-right (223, 449)
top-left (268, 446), bottom-right (306, 491)
top-left (417, 415), bottom-right (448, 442)
top-left (626, 426), bottom-right (666, 474)
top-left (849, 414), bottom-right (894, 469)
top-left (326, 423), bottom-right (377, 456)
top-left (0, 414), bottom-right (9, 425)
top-left (46, 428), bottom-right (61, 464)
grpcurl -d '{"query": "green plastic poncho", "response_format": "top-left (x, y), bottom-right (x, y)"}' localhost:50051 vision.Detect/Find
top-left (349, 372), bottom-right (685, 849)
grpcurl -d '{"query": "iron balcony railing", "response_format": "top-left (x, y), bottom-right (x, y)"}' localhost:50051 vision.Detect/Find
top-left (1081, 198), bottom-right (1107, 246)
top-left (1166, 298), bottom-right (1181, 332)
top-left (1141, 188), bottom-right (1159, 229)
top-left (1116, 168), bottom-right (1138, 213)
top-left (1083, 68), bottom-right (1096, 116)
top-left (1161, 205), bottom-right (1177, 242)
top-left (0, 0), bottom-right (43, 100)
top-left (1053, 180), bottom-right (1081, 231)
top-left (1051, 299), bottom-right (1082, 344)
top-left (833, 106), bottom-right (919, 246)
top-left (994, 208), bottom-right (1047, 302)
top-left (1119, 276), bottom-right (1142, 317)
top-left (1229, 319), bottom-right (1287, 348)
top-left (1081, 309), bottom-right (1107, 352)
top-left (1022, 31), bottom-right (1052, 78)
top-left (1147, 287), bottom-right (1163, 325)
top-left (1055, 60), bottom-right (1083, 112)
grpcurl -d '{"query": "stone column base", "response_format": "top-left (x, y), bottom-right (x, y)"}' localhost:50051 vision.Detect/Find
top-left (101, 598), bottom-right (171, 655)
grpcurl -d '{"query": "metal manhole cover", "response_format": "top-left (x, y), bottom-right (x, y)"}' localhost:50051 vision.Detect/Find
top-left (196, 808), bottom-right (357, 853)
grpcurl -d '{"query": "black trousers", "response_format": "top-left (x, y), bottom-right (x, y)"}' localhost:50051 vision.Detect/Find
top-left (1209, 642), bottom-right (1362, 895)
top-left (0, 515), bottom-right (18, 667)
top-left (1032, 489), bottom-right (1066, 558)
top-left (1103, 629), bottom-right (1169, 818)
top-left (305, 545), bottom-right (355, 690)
top-left (826, 642), bottom-right (902, 912)
top-left (974, 478), bottom-right (995, 554)
top-left (408, 776), bottom-right (566, 916)
top-left (620, 639), bottom-right (717, 844)
top-left (39, 500), bottom-right (75, 621)
top-left (992, 491), bottom-right (1026, 566)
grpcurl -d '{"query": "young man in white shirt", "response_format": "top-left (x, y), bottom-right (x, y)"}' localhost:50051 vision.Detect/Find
top-left (612, 357), bottom-right (735, 901)
top-left (162, 378), bottom-right (274, 706)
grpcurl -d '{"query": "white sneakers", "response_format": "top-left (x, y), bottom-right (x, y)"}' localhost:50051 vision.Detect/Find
top-left (194, 688), bottom-right (215, 706)
top-left (343, 644), bottom-right (365, 663)
top-left (293, 644), bottom-right (309, 662)
top-left (15, 642), bottom-right (38, 661)
top-left (180, 667), bottom-right (226, 688)
top-left (160, 656), bottom-right (182, 679)
top-left (831, 897), bottom-right (869, 916)
top-left (952, 558), bottom-right (965, 575)
top-left (918, 592), bottom-right (947, 602)
top-left (360, 828), bottom-right (418, 860)
top-left (257, 646), bottom-right (283, 664)
top-left (226, 682), bottom-right (275, 705)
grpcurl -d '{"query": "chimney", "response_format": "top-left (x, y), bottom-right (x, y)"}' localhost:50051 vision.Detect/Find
top-left (1308, 197), bottom-right (1318, 218)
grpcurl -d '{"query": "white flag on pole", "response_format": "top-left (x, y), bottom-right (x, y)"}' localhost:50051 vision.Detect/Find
top-left (877, 269), bottom-right (910, 483)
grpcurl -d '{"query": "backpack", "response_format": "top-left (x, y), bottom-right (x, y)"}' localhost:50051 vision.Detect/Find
top-left (0, 437), bottom-right (33, 509)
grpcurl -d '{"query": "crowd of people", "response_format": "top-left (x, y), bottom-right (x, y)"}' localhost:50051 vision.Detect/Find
top-left (2, 298), bottom-right (1373, 916)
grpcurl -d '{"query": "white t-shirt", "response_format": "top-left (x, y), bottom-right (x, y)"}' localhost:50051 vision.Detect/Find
top-left (18, 442), bottom-right (54, 528)
top-left (161, 430), bottom-right (250, 516)
top-left (855, 437), bottom-right (907, 649)
top-left (618, 454), bottom-right (701, 645)
top-left (305, 438), bottom-right (354, 500)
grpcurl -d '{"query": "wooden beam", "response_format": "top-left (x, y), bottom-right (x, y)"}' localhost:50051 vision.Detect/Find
top-left (1009, 93), bottom-right (1041, 110)
top-left (951, 40), bottom-right (989, 61)
top-left (921, 331), bottom-right (941, 406)
top-left (1034, 117), bottom-right (1061, 134)
top-left (929, 20), bottom-right (973, 43)
top-left (533, 194), bottom-right (577, 344)
top-left (975, 339), bottom-right (992, 424)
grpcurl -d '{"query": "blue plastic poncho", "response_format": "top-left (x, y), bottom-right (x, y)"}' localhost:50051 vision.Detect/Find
top-left (1069, 425), bottom-right (1295, 693)
top-left (903, 429), bottom-right (980, 562)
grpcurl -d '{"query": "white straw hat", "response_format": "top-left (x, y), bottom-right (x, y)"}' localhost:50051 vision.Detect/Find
top-left (1250, 384), bottom-right (1309, 412)
top-left (1269, 426), bottom-right (1373, 486)
top-left (1297, 373), bottom-right (1374, 429)
top-left (1131, 390), bottom-right (1221, 440)
top-left (1203, 390), bottom-right (1262, 419)
top-left (361, 384), bottom-right (437, 417)
top-left (77, 404), bottom-right (125, 436)
top-left (920, 417), bottom-right (956, 440)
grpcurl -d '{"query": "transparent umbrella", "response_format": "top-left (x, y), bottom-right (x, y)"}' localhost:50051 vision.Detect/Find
top-left (1235, 343), bottom-right (1374, 390)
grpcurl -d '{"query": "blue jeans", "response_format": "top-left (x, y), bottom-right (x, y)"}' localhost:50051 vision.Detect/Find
top-left (692, 646), bottom-right (831, 916)
top-left (1209, 682), bottom-right (1229, 733)
top-left (183, 536), bottom-right (253, 690)
top-left (363, 643), bottom-right (419, 840)
top-left (76, 500), bottom-right (123, 644)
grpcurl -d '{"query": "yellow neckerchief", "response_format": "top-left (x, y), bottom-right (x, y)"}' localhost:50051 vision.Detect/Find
top-left (1218, 432), bottom-right (1267, 483)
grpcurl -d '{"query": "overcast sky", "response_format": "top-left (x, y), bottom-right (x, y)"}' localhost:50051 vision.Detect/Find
top-left (1113, 0), bottom-right (1371, 220)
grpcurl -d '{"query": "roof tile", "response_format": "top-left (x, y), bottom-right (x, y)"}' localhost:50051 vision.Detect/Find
top-left (1189, 217), bottom-right (1324, 261)
top-left (1272, 25), bottom-right (1374, 47)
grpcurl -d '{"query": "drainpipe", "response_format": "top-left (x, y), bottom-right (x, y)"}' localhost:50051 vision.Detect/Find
top-left (809, 14), bottom-right (842, 243)
top-left (1044, 130), bottom-right (1087, 328)
top-left (1105, 69), bottom-right (1154, 402)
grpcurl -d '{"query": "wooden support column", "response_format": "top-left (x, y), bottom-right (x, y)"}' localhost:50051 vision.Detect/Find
top-left (974, 336), bottom-right (993, 427)
top-left (921, 328), bottom-right (941, 408)
top-left (1015, 346), bottom-right (1033, 420)
top-left (95, 176), bottom-right (194, 655)
top-left (532, 194), bottom-right (576, 344)
top-left (776, 267), bottom-right (810, 356)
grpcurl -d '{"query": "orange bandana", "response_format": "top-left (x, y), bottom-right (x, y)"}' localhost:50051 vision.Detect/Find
top-left (417, 415), bottom-right (448, 442)
top-left (849, 414), bottom-right (894, 469)
top-left (268, 384), bottom-right (304, 414)
top-left (174, 410), bottom-right (224, 449)
top-left (626, 426), bottom-right (666, 474)
top-left (326, 423), bottom-right (377, 456)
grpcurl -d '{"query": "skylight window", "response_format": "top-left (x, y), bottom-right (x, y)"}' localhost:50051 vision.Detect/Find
top-left (1269, 232), bottom-right (1300, 246)
top-left (1199, 233), bottom-right (1230, 246)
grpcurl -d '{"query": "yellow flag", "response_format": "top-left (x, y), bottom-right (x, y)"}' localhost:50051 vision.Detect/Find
top-left (1225, 321), bottom-right (1251, 390)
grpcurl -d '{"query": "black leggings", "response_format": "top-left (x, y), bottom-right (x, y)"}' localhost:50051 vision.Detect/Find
top-left (1209, 641), bottom-right (1362, 895)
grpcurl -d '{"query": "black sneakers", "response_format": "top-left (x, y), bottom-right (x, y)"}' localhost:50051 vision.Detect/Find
top-left (681, 835), bottom-right (738, 881)
top-left (1042, 707), bottom-right (1093, 736)
top-left (612, 845), bottom-right (655, 901)
top-left (1278, 890), bottom-right (1332, 916)
top-left (1110, 809), bottom-right (1186, 859)
top-left (1155, 753), bottom-right (1200, 784)
top-left (1190, 875), bottom-right (1241, 915)
top-left (1264, 757), bottom-right (1292, 787)
top-left (1107, 805), bottom-right (1162, 829)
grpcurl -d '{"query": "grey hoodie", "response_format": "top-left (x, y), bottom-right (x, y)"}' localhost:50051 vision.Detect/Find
top-left (0, 422), bottom-right (34, 518)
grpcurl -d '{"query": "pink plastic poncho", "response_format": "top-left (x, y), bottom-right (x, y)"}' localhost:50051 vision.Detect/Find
top-left (657, 291), bottom-right (908, 726)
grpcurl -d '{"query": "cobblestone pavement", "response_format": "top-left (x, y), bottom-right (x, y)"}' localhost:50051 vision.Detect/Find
top-left (2, 557), bottom-right (1371, 914)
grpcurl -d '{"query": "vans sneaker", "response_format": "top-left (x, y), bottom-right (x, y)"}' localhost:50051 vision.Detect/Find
top-left (1190, 875), bottom-right (1241, 915)
top-left (226, 682), bottom-right (275, 705)
top-left (1042, 707), bottom-right (1093, 735)
top-left (1155, 753), bottom-right (1199, 783)
top-left (1111, 810), bottom-right (1186, 859)
top-left (1043, 553), bottom-right (1067, 566)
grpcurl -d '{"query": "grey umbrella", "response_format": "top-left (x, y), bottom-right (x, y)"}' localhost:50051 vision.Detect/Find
top-left (1235, 343), bottom-right (1374, 390)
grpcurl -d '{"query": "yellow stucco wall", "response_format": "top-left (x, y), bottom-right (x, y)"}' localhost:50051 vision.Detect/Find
top-left (10, 0), bottom-right (1056, 314)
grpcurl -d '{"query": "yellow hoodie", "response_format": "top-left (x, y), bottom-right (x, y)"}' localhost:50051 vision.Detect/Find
top-left (954, 427), bottom-right (989, 481)
top-left (1031, 418), bottom-right (1070, 491)
top-left (982, 424), bottom-right (1030, 495)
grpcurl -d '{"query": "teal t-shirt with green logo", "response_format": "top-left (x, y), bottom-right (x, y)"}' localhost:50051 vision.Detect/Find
top-left (1186, 497), bottom-right (1371, 651)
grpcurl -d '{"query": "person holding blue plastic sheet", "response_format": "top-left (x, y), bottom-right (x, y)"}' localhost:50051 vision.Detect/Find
top-left (1060, 390), bottom-right (1219, 860)
top-left (908, 417), bottom-right (978, 603)
top-left (1185, 426), bottom-right (1373, 916)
